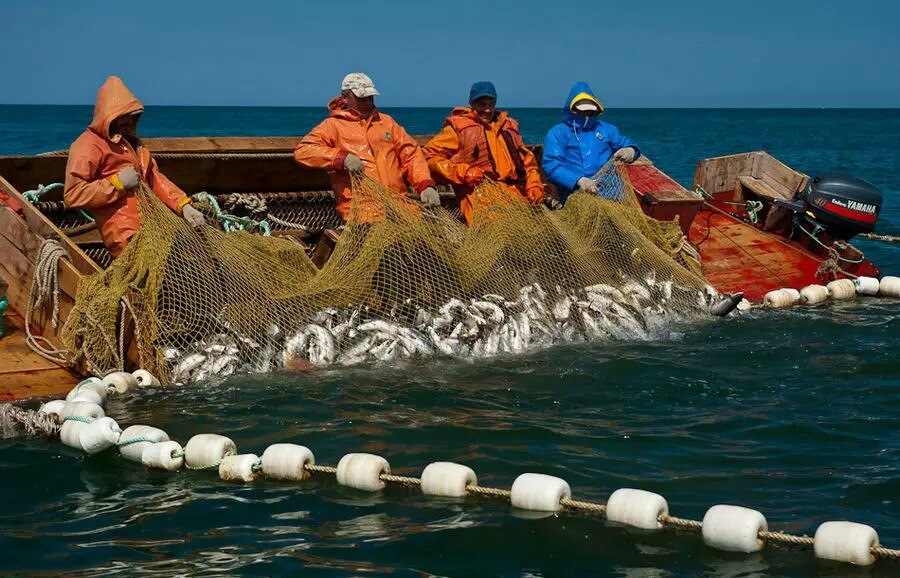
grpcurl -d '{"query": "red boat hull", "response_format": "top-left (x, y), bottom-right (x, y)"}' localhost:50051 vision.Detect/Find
top-left (626, 162), bottom-right (880, 301)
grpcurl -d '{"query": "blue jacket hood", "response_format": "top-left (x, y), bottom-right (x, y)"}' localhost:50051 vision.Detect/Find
top-left (563, 82), bottom-right (603, 130)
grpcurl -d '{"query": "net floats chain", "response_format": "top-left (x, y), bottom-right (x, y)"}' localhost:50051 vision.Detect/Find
top-left (763, 275), bottom-right (900, 308)
top-left (28, 388), bottom-right (900, 568)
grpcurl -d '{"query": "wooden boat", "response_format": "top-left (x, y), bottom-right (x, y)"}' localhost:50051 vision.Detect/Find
top-left (0, 138), bottom-right (883, 400)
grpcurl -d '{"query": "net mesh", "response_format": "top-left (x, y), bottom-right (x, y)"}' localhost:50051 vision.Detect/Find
top-left (61, 163), bottom-right (712, 383)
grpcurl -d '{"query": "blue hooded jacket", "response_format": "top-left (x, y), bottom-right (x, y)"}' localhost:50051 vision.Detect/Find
top-left (542, 82), bottom-right (640, 201)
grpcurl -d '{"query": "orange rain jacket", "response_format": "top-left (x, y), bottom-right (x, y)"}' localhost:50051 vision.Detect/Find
top-left (423, 108), bottom-right (545, 224)
top-left (64, 76), bottom-right (190, 258)
top-left (293, 97), bottom-right (435, 222)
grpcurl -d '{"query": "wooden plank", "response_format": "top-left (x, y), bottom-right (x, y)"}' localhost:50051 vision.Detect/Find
top-left (756, 152), bottom-right (809, 196)
top-left (0, 175), bottom-right (100, 276)
top-left (0, 306), bottom-right (76, 401)
top-left (692, 152), bottom-right (760, 197)
top-left (0, 206), bottom-right (83, 299)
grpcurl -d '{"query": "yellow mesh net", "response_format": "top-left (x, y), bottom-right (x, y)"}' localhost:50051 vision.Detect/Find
top-left (61, 163), bottom-right (712, 383)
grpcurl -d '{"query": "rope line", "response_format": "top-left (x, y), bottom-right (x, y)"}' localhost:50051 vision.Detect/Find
top-left (116, 436), bottom-right (157, 447)
top-left (24, 239), bottom-right (71, 366)
top-left (860, 232), bottom-right (900, 243)
top-left (658, 514), bottom-right (703, 532)
top-left (379, 473), bottom-right (421, 487)
top-left (560, 497), bottom-right (607, 515)
top-left (304, 464), bottom-right (337, 475)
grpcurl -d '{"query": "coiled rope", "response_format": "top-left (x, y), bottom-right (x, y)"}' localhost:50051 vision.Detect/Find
top-left (24, 239), bottom-right (71, 366)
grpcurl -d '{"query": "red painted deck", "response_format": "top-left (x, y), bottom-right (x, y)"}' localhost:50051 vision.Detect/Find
top-left (626, 162), bottom-right (878, 301)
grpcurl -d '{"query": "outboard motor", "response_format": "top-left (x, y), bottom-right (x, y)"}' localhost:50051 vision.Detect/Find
top-left (776, 174), bottom-right (882, 241)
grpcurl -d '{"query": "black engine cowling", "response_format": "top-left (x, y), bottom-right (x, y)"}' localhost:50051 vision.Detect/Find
top-left (800, 174), bottom-right (882, 240)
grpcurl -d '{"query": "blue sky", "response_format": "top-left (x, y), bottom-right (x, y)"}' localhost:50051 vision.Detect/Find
top-left (2, 0), bottom-right (898, 108)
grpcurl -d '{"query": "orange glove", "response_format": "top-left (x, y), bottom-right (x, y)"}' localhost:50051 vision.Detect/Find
top-left (463, 166), bottom-right (486, 187)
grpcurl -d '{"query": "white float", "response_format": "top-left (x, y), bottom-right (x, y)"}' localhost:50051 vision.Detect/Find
top-left (101, 371), bottom-right (139, 394)
top-left (219, 453), bottom-right (261, 483)
top-left (854, 276), bottom-right (880, 296)
top-left (132, 369), bottom-right (161, 387)
top-left (184, 433), bottom-right (237, 470)
top-left (827, 279), bottom-right (856, 300)
top-left (68, 388), bottom-right (104, 406)
top-left (38, 400), bottom-right (67, 419)
top-left (59, 401), bottom-right (104, 421)
top-left (118, 425), bottom-right (170, 463)
top-left (58, 403), bottom-right (106, 451)
top-left (606, 488), bottom-right (668, 530)
top-left (78, 416), bottom-right (121, 454)
top-left (763, 289), bottom-right (794, 308)
top-left (702, 504), bottom-right (767, 553)
top-left (65, 377), bottom-right (107, 404)
top-left (782, 288), bottom-right (801, 303)
top-left (813, 521), bottom-right (879, 566)
top-left (879, 276), bottom-right (900, 298)
top-left (510, 473), bottom-right (571, 512)
top-left (420, 462), bottom-right (477, 498)
top-left (800, 284), bottom-right (829, 305)
top-left (260, 443), bottom-right (315, 481)
top-left (141, 440), bottom-right (185, 471)
top-left (336, 453), bottom-right (390, 492)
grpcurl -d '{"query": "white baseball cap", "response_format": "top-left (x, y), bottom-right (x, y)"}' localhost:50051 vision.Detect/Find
top-left (341, 73), bottom-right (380, 98)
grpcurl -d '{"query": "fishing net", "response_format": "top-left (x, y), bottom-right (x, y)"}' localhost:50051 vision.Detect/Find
top-left (61, 163), bottom-right (713, 383)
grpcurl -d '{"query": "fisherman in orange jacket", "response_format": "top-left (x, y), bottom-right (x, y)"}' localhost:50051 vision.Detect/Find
top-left (423, 82), bottom-right (547, 225)
top-left (293, 73), bottom-right (439, 222)
top-left (64, 76), bottom-right (206, 258)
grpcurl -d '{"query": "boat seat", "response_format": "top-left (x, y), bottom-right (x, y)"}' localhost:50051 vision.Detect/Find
top-left (737, 175), bottom-right (795, 202)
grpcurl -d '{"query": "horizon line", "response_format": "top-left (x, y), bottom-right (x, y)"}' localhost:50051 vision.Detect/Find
top-left (1, 103), bottom-right (898, 111)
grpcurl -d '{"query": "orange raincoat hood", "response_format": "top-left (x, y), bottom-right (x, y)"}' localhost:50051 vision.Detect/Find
top-left (88, 76), bottom-right (144, 142)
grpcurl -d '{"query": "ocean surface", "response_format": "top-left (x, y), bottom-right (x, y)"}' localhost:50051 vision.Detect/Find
top-left (1, 106), bottom-right (898, 577)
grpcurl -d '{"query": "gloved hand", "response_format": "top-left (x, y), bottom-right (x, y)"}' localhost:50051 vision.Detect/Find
top-left (182, 203), bottom-right (207, 227)
top-left (613, 147), bottom-right (637, 163)
top-left (462, 166), bottom-right (486, 187)
top-left (544, 194), bottom-right (563, 211)
top-left (420, 187), bottom-right (441, 208)
top-left (111, 167), bottom-right (140, 191)
top-left (576, 177), bottom-right (599, 194)
top-left (343, 154), bottom-right (364, 173)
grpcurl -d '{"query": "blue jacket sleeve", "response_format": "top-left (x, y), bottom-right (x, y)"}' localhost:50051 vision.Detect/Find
top-left (607, 123), bottom-right (641, 160)
top-left (542, 126), bottom-right (583, 192)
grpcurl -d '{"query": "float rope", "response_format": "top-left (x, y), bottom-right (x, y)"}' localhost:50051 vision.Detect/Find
top-left (192, 192), bottom-right (272, 236)
top-left (860, 232), bottom-right (900, 243)
top-left (24, 239), bottom-right (71, 366)
top-left (22, 183), bottom-right (94, 223)
top-left (2, 397), bottom-right (898, 566)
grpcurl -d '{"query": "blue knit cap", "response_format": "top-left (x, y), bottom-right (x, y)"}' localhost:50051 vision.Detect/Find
top-left (469, 81), bottom-right (497, 102)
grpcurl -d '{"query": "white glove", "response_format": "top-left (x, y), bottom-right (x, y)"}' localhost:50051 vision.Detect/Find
top-left (420, 187), bottom-right (441, 207)
top-left (182, 203), bottom-right (207, 227)
top-left (613, 147), bottom-right (637, 163)
top-left (576, 177), bottom-right (598, 194)
top-left (116, 167), bottom-right (140, 190)
top-left (343, 154), bottom-right (364, 173)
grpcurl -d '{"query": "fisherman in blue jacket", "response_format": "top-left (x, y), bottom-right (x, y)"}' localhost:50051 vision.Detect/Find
top-left (542, 82), bottom-right (640, 204)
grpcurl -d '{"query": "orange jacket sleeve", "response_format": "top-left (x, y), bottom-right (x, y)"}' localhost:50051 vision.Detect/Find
top-left (293, 119), bottom-right (346, 170)
top-left (146, 155), bottom-right (189, 213)
top-left (63, 137), bottom-right (126, 210)
top-left (391, 120), bottom-right (435, 193)
top-left (423, 125), bottom-right (470, 184)
top-left (520, 146), bottom-right (546, 204)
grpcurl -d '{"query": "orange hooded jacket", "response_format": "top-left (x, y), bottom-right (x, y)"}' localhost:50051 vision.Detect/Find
top-left (64, 76), bottom-right (190, 258)
top-left (423, 108), bottom-right (544, 224)
top-left (293, 97), bottom-right (435, 222)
